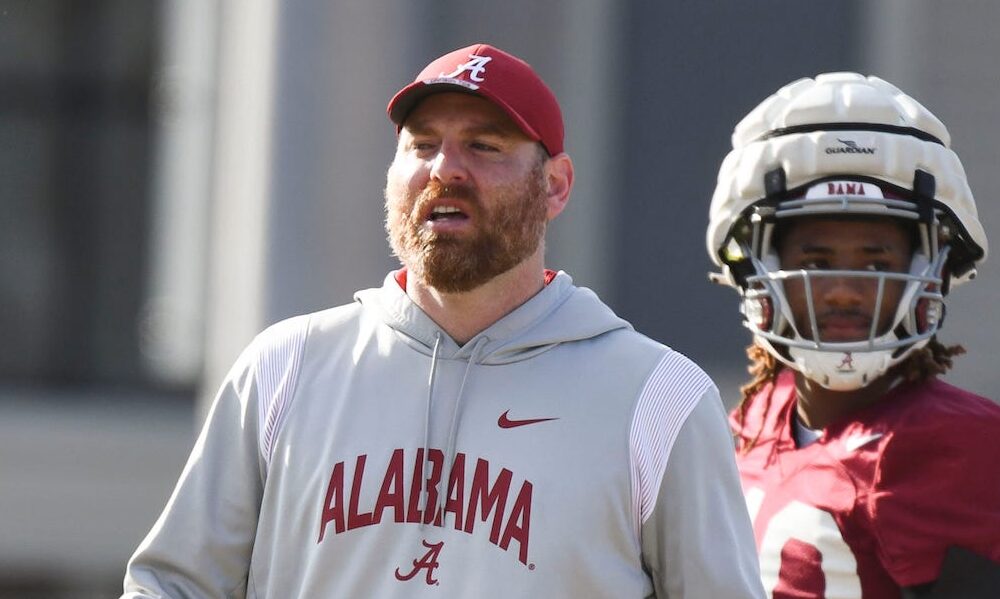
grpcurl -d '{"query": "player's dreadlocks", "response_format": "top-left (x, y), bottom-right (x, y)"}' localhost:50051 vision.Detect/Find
top-left (732, 338), bottom-right (965, 453)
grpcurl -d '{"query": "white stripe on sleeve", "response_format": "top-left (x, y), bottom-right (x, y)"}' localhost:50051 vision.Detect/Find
top-left (629, 350), bottom-right (713, 535)
top-left (253, 316), bottom-right (310, 466)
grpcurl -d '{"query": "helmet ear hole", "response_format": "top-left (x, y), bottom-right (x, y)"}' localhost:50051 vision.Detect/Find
top-left (916, 298), bottom-right (929, 334)
top-left (743, 296), bottom-right (774, 332)
top-left (916, 298), bottom-right (945, 334)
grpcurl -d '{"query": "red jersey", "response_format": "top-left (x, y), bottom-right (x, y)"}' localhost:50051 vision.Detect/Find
top-left (732, 369), bottom-right (1000, 598)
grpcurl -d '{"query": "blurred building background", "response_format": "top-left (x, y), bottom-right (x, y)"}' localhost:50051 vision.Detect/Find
top-left (1, 0), bottom-right (998, 596)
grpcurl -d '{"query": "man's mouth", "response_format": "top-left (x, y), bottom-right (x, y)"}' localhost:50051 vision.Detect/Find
top-left (419, 201), bottom-right (476, 235)
top-left (816, 313), bottom-right (874, 342)
top-left (428, 205), bottom-right (469, 222)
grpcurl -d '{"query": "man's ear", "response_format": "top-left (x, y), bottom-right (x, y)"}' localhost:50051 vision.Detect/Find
top-left (543, 153), bottom-right (573, 221)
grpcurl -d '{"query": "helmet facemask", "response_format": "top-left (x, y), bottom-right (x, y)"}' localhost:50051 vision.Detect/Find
top-left (731, 175), bottom-right (948, 390)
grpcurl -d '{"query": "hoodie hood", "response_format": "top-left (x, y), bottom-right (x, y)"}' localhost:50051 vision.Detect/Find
top-left (354, 270), bottom-right (632, 365)
top-left (355, 269), bottom-right (634, 527)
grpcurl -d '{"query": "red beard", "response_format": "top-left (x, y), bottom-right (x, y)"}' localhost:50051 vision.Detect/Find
top-left (385, 164), bottom-right (547, 293)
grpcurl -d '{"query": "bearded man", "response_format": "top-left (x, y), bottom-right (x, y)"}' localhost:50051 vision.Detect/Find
top-left (122, 43), bottom-right (763, 599)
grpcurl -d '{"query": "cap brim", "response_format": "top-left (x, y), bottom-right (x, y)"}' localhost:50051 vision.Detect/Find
top-left (387, 81), bottom-right (545, 150)
top-left (388, 81), bottom-right (482, 126)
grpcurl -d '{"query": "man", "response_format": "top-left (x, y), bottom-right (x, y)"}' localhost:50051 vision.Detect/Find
top-left (123, 43), bottom-right (763, 598)
top-left (707, 72), bottom-right (1000, 598)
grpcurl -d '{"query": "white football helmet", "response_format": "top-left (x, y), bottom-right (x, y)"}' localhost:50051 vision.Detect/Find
top-left (707, 73), bottom-right (988, 390)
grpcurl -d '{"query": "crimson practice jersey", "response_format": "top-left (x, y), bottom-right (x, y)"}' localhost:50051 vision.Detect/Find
top-left (733, 369), bottom-right (1000, 598)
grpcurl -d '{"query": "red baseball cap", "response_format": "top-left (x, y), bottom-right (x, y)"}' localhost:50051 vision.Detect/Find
top-left (387, 43), bottom-right (564, 156)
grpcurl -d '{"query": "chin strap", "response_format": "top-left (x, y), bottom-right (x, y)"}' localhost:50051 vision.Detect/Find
top-left (787, 347), bottom-right (893, 391)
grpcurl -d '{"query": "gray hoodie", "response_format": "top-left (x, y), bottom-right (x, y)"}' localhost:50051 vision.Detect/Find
top-left (123, 271), bottom-right (764, 598)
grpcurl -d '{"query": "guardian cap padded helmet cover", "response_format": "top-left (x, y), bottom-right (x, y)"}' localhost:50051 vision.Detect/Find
top-left (707, 73), bottom-right (988, 390)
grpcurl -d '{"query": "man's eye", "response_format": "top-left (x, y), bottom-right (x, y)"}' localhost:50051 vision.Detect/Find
top-left (471, 141), bottom-right (500, 152)
top-left (865, 262), bottom-right (894, 272)
top-left (799, 260), bottom-right (828, 270)
top-left (407, 137), bottom-right (438, 152)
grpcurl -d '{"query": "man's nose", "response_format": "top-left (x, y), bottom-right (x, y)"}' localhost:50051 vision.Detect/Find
top-left (815, 275), bottom-right (867, 308)
top-left (429, 141), bottom-right (469, 183)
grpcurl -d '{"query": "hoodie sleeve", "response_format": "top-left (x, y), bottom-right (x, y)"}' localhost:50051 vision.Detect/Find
top-left (637, 372), bottom-right (764, 598)
top-left (122, 317), bottom-right (308, 599)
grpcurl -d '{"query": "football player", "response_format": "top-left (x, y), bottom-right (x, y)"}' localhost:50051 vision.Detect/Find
top-left (707, 72), bottom-right (1000, 597)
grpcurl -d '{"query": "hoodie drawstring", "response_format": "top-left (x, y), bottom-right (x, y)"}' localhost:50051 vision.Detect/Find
top-left (420, 332), bottom-right (443, 530)
top-left (436, 337), bottom-right (488, 525)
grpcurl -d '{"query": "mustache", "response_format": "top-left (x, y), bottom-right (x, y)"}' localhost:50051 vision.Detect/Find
top-left (816, 309), bottom-right (872, 325)
top-left (419, 181), bottom-right (479, 203)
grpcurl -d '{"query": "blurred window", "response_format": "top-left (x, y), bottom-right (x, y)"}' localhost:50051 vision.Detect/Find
top-left (0, 1), bottom-right (191, 394)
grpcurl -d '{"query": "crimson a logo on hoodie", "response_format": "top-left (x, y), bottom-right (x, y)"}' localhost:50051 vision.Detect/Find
top-left (395, 539), bottom-right (444, 585)
top-left (317, 448), bottom-right (533, 566)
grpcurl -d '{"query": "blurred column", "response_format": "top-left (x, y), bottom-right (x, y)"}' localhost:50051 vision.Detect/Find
top-left (263, 0), bottom-right (420, 325)
top-left (545, 0), bottom-right (623, 300)
top-left (199, 1), bottom-right (420, 420)
top-left (200, 0), bottom-right (280, 419)
top-left (142, 0), bottom-right (220, 387)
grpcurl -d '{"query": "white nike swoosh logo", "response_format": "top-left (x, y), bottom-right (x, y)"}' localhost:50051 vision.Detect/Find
top-left (844, 432), bottom-right (884, 452)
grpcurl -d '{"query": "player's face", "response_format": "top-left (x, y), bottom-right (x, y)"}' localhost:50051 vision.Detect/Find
top-left (777, 217), bottom-right (913, 342)
top-left (384, 93), bottom-right (549, 293)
